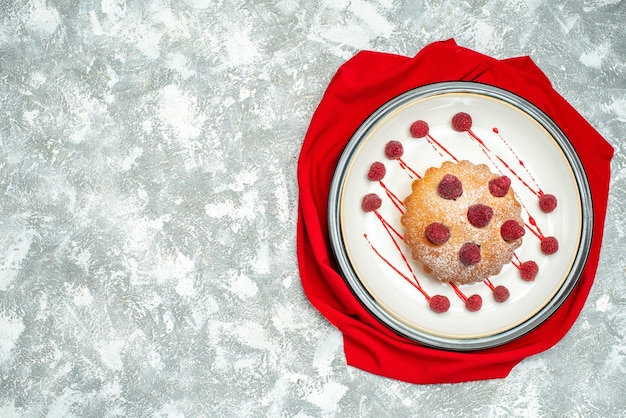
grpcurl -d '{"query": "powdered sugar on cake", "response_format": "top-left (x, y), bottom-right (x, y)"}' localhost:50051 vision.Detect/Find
top-left (401, 160), bottom-right (524, 285)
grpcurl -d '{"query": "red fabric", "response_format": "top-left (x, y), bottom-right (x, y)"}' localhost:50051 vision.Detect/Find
top-left (296, 39), bottom-right (614, 384)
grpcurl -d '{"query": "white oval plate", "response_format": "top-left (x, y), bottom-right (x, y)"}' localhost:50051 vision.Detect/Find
top-left (328, 82), bottom-right (592, 350)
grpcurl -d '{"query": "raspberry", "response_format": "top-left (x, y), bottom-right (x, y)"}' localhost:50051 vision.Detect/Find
top-left (467, 204), bottom-right (494, 228)
top-left (361, 193), bottom-right (382, 212)
top-left (367, 161), bottom-right (386, 181)
top-left (409, 120), bottom-right (429, 138)
top-left (466, 294), bottom-right (482, 312)
top-left (520, 260), bottom-right (539, 281)
top-left (437, 174), bottom-right (463, 200)
top-left (493, 285), bottom-right (510, 303)
top-left (452, 112), bottom-right (472, 132)
top-left (500, 220), bottom-right (525, 241)
top-left (429, 294), bottom-right (450, 313)
top-left (539, 194), bottom-right (557, 213)
top-left (459, 242), bottom-right (481, 266)
top-left (489, 176), bottom-right (511, 197)
top-left (425, 222), bottom-right (451, 245)
top-left (384, 140), bottom-right (404, 159)
top-left (540, 236), bottom-right (559, 254)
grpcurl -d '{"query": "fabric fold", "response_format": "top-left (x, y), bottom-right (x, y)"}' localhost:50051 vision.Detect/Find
top-left (297, 39), bottom-right (613, 384)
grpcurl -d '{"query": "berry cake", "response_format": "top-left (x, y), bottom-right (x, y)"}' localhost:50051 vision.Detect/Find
top-left (401, 160), bottom-right (524, 285)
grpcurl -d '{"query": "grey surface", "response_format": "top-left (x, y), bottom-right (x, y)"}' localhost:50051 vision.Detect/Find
top-left (0, 0), bottom-right (625, 417)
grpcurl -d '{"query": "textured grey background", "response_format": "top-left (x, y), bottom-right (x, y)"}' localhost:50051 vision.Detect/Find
top-left (1, 0), bottom-right (625, 417)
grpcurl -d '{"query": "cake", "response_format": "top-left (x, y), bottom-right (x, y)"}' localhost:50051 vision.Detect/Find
top-left (400, 160), bottom-right (524, 285)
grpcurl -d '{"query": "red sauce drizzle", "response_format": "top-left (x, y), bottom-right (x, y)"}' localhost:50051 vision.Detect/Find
top-left (512, 253), bottom-right (522, 269)
top-left (517, 198), bottom-right (545, 240)
top-left (398, 158), bottom-right (421, 179)
top-left (364, 232), bottom-right (430, 300)
top-left (496, 156), bottom-right (541, 198)
top-left (467, 129), bottom-right (502, 170)
top-left (493, 127), bottom-right (544, 197)
top-left (379, 181), bottom-right (405, 214)
top-left (483, 278), bottom-right (495, 291)
top-left (374, 210), bottom-right (403, 241)
top-left (426, 134), bottom-right (459, 162)
top-left (447, 281), bottom-right (468, 302)
top-left (468, 129), bottom-right (543, 198)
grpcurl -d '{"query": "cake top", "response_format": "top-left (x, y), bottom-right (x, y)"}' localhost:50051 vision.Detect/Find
top-left (401, 160), bottom-right (524, 285)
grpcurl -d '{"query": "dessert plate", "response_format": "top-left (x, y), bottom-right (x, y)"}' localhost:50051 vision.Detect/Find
top-left (328, 82), bottom-right (592, 350)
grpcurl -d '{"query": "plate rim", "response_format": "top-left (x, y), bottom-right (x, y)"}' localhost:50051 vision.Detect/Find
top-left (327, 81), bottom-right (593, 351)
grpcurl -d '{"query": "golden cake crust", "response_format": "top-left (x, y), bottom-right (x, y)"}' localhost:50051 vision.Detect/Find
top-left (401, 160), bottom-right (523, 285)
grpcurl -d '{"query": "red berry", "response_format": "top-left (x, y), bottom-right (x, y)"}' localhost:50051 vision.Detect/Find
top-left (452, 112), bottom-right (472, 131)
top-left (410, 120), bottom-right (429, 138)
top-left (489, 176), bottom-right (511, 197)
top-left (467, 204), bottom-right (494, 228)
top-left (466, 294), bottom-right (482, 311)
top-left (437, 174), bottom-right (463, 200)
top-left (429, 294), bottom-right (450, 313)
top-left (367, 161), bottom-right (386, 181)
top-left (459, 242), bottom-right (481, 266)
top-left (493, 285), bottom-right (510, 303)
top-left (384, 140), bottom-right (404, 159)
top-left (520, 260), bottom-right (539, 281)
top-left (425, 222), bottom-right (451, 245)
top-left (500, 220), bottom-right (525, 241)
top-left (541, 236), bottom-right (559, 254)
top-left (539, 194), bottom-right (557, 213)
top-left (361, 193), bottom-right (382, 212)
